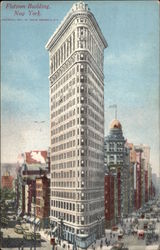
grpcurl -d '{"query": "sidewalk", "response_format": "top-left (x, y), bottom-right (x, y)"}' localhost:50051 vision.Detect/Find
top-left (88, 238), bottom-right (113, 250)
top-left (38, 229), bottom-right (73, 250)
top-left (38, 230), bottom-right (116, 250)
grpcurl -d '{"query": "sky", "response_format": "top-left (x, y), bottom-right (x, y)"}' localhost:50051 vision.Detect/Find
top-left (1, 1), bottom-right (159, 175)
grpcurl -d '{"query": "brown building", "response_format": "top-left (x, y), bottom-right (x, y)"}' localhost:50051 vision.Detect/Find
top-left (2, 171), bottom-right (14, 189)
top-left (36, 175), bottom-right (50, 228)
top-left (104, 174), bottom-right (115, 228)
top-left (16, 150), bottom-right (49, 217)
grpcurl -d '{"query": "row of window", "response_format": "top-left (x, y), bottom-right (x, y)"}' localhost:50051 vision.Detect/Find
top-left (88, 129), bottom-right (103, 143)
top-left (51, 150), bottom-right (75, 160)
top-left (106, 148), bottom-right (124, 152)
top-left (51, 200), bottom-right (75, 211)
top-left (51, 145), bottom-right (104, 162)
top-left (52, 93), bottom-right (76, 109)
top-left (51, 161), bottom-right (75, 170)
top-left (51, 169), bottom-right (103, 180)
top-left (51, 128), bottom-right (75, 141)
top-left (51, 210), bottom-right (103, 225)
top-left (51, 67), bottom-right (75, 95)
top-left (50, 158), bottom-right (102, 170)
top-left (88, 118), bottom-right (104, 134)
top-left (51, 89), bottom-right (76, 112)
top-left (50, 53), bottom-right (76, 85)
top-left (52, 170), bottom-right (75, 179)
top-left (76, 26), bottom-right (103, 70)
top-left (51, 190), bottom-right (104, 200)
top-left (88, 98), bottom-right (104, 125)
top-left (51, 180), bottom-right (103, 188)
top-left (51, 132), bottom-right (103, 151)
top-left (88, 161), bottom-right (104, 169)
top-left (51, 130), bottom-right (103, 153)
top-left (50, 51), bottom-right (103, 90)
top-left (51, 210), bottom-right (76, 223)
top-left (51, 115), bottom-right (76, 135)
top-left (50, 30), bottom-right (76, 73)
top-left (51, 200), bottom-right (103, 213)
top-left (50, 24), bottom-right (103, 75)
top-left (52, 140), bottom-right (76, 152)
top-left (51, 107), bottom-right (75, 122)
top-left (88, 65), bottom-right (104, 92)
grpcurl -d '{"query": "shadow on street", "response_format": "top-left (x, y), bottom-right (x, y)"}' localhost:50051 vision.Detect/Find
top-left (2, 237), bottom-right (46, 248)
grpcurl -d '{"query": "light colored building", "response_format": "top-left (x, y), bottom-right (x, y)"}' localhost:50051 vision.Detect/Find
top-left (46, 1), bottom-right (107, 247)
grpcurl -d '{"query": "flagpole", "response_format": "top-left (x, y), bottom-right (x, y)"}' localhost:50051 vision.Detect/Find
top-left (109, 104), bottom-right (117, 119)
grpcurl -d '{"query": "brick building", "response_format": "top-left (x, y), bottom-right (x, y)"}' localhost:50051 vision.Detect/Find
top-left (104, 173), bottom-right (115, 228)
top-left (2, 171), bottom-right (14, 190)
top-left (36, 175), bottom-right (50, 228)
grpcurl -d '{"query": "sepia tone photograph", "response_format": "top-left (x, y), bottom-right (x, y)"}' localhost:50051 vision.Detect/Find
top-left (1, 1), bottom-right (160, 249)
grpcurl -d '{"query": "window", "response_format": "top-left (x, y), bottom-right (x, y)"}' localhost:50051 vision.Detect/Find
top-left (80, 54), bottom-right (84, 60)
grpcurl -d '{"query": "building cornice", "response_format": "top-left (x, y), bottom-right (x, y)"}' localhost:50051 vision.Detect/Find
top-left (45, 5), bottom-right (107, 51)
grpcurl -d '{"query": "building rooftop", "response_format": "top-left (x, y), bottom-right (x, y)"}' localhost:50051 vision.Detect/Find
top-left (45, 1), bottom-right (107, 50)
top-left (25, 151), bottom-right (47, 164)
top-left (110, 119), bottom-right (122, 130)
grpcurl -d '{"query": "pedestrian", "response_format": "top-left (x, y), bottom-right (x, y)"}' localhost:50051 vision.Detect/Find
top-left (100, 240), bottom-right (103, 248)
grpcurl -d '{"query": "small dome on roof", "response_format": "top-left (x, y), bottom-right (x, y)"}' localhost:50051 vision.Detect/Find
top-left (110, 119), bottom-right (122, 129)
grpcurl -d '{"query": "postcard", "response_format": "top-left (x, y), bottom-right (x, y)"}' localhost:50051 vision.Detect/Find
top-left (1, 1), bottom-right (159, 249)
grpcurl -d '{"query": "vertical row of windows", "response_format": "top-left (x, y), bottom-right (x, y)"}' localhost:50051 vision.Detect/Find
top-left (51, 31), bottom-right (76, 74)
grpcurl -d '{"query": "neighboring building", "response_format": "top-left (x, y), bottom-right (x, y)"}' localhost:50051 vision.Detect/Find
top-left (134, 147), bottom-right (143, 210)
top-left (1, 163), bottom-right (17, 178)
top-left (138, 144), bottom-right (150, 203)
top-left (16, 150), bottom-right (49, 217)
top-left (134, 144), bottom-right (152, 205)
top-left (104, 173), bottom-right (115, 228)
top-left (46, 1), bottom-right (107, 247)
top-left (148, 164), bottom-right (152, 200)
top-left (36, 175), bottom-right (50, 228)
top-left (1, 171), bottom-right (14, 190)
top-left (123, 145), bottom-right (131, 216)
top-left (126, 143), bottom-right (136, 214)
top-left (104, 119), bottom-right (127, 223)
top-left (152, 173), bottom-right (160, 196)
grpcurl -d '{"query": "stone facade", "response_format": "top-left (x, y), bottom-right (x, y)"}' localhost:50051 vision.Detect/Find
top-left (104, 119), bottom-right (127, 223)
top-left (46, 1), bottom-right (107, 246)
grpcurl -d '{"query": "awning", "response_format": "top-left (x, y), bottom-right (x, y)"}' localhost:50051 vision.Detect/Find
top-left (34, 218), bottom-right (40, 224)
top-left (17, 210), bottom-right (22, 216)
top-left (26, 216), bottom-right (30, 221)
top-left (29, 217), bottom-right (35, 223)
top-left (52, 226), bottom-right (58, 233)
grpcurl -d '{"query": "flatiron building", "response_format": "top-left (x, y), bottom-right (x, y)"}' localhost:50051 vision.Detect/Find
top-left (46, 1), bottom-right (107, 247)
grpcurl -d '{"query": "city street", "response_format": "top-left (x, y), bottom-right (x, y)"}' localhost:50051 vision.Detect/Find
top-left (1, 196), bottom-right (160, 250)
top-left (1, 215), bottom-right (52, 250)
